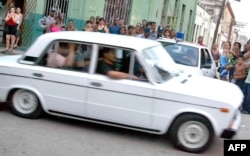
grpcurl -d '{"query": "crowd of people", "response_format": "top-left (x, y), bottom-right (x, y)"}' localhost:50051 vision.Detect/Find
top-left (212, 40), bottom-right (250, 114)
top-left (38, 8), bottom-right (177, 41)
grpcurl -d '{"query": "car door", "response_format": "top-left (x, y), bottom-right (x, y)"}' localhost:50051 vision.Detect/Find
top-left (86, 47), bottom-right (155, 129)
top-left (30, 41), bottom-right (90, 117)
top-left (200, 48), bottom-right (216, 77)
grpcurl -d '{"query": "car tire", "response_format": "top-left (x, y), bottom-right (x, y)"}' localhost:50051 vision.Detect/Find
top-left (11, 89), bottom-right (43, 119)
top-left (169, 114), bottom-right (214, 153)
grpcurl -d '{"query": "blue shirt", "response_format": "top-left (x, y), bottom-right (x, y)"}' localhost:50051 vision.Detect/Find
top-left (109, 25), bottom-right (121, 34)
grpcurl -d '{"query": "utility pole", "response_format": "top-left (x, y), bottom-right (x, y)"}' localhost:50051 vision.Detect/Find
top-left (227, 18), bottom-right (234, 42)
top-left (212, 0), bottom-right (226, 46)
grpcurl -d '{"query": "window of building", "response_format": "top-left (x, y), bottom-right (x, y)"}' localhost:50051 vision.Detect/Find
top-left (103, 0), bottom-right (131, 25)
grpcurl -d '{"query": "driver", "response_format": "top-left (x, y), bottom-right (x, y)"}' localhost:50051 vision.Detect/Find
top-left (97, 47), bottom-right (138, 80)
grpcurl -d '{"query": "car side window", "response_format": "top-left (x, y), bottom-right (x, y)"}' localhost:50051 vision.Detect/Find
top-left (37, 41), bottom-right (93, 73)
top-left (204, 49), bottom-right (212, 64)
top-left (200, 49), bottom-right (206, 65)
top-left (200, 48), bottom-right (212, 66)
top-left (95, 46), bottom-right (148, 81)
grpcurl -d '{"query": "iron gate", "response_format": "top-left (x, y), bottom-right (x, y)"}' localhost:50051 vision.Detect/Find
top-left (22, 0), bottom-right (37, 48)
top-left (104, 0), bottom-right (131, 25)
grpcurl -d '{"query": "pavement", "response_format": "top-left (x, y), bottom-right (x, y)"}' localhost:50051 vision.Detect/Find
top-left (0, 47), bottom-right (24, 56)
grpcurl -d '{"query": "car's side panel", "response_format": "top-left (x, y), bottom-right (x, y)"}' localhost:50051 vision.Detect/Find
top-left (30, 67), bottom-right (89, 117)
top-left (86, 75), bottom-right (155, 129)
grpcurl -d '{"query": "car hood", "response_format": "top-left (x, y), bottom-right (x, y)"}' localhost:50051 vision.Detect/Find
top-left (176, 64), bottom-right (203, 75)
top-left (156, 74), bottom-right (243, 109)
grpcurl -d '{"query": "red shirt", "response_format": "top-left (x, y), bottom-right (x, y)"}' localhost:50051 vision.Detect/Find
top-left (7, 18), bottom-right (16, 26)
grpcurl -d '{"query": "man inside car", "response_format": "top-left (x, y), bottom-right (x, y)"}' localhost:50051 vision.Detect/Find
top-left (97, 47), bottom-right (138, 80)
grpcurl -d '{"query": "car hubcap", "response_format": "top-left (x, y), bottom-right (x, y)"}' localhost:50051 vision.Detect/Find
top-left (178, 121), bottom-right (209, 149)
top-left (13, 90), bottom-right (38, 114)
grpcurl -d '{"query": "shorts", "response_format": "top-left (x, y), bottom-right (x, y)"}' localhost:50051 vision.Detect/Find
top-left (5, 24), bottom-right (17, 35)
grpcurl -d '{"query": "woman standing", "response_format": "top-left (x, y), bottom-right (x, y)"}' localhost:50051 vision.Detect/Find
top-left (14, 7), bottom-right (23, 48)
top-left (211, 43), bottom-right (221, 67)
top-left (219, 41), bottom-right (231, 81)
top-left (82, 20), bottom-right (93, 32)
top-left (4, 6), bottom-right (17, 53)
top-left (95, 18), bottom-right (109, 33)
top-left (65, 20), bottom-right (77, 31)
top-left (163, 29), bottom-right (170, 38)
top-left (46, 16), bottom-right (63, 33)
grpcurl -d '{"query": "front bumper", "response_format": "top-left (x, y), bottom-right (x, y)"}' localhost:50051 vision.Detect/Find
top-left (221, 110), bottom-right (242, 139)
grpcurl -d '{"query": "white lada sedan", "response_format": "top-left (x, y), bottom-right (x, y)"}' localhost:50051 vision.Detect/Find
top-left (0, 32), bottom-right (243, 153)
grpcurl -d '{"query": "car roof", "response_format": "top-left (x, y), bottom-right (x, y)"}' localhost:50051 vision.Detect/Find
top-left (157, 38), bottom-right (206, 49)
top-left (41, 31), bottom-right (160, 50)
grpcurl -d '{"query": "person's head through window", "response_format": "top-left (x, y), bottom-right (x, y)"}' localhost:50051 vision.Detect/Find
top-left (101, 48), bottom-right (116, 65)
top-left (57, 42), bottom-right (69, 56)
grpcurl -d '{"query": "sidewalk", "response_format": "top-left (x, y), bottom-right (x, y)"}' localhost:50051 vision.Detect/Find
top-left (0, 47), bottom-right (24, 55)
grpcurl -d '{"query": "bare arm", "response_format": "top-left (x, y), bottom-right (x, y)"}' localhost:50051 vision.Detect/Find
top-left (104, 26), bottom-right (109, 33)
top-left (107, 71), bottom-right (138, 80)
top-left (5, 13), bottom-right (11, 22)
top-left (64, 43), bottom-right (76, 67)
top-left (17, 14), bottom-right (23, 29)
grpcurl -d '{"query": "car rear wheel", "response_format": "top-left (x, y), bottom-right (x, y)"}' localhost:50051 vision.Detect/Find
top-left (11, 89), bottom-right (43, 119)
top-left (169, 114), bottom-right (214, 153)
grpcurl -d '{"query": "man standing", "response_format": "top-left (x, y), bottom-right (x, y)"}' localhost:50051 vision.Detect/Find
top-left (38, 8), bottom-right (56, 33)
top-left (197, 36), bottom-right (205, 46)
top-left (140, 27), bottom-right (151, 39)
top-left (150, 22), bottom-right (157, 40)
top-left (109, 18), bottom-right (121, 34)
top-left (242, 41), bottom-right (250, 114)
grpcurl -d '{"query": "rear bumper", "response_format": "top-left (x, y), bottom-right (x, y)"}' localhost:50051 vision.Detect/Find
top-left (221, 111), bottom-right (241, 139)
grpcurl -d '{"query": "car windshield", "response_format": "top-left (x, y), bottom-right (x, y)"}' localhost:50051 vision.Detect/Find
top-left (142, 45), bottom-right (180, 83)
top-left (160, 42), bottom-right (199, 67)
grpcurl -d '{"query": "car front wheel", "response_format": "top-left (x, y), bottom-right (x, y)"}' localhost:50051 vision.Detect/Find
top-left (11, 89), bottom-right (43, 119)
top-left (169, 114), bottom-right (214, 153)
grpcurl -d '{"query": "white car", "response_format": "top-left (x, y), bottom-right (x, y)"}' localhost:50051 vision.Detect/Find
top-left (0, 32), bottom-right (243, 153)
top-left (157, 38), bottom-right (216, 78)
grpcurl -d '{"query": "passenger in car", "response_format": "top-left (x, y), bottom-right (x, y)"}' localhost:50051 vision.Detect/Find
top-left (46, 42), bottom-right (68, 68)
top-left (46, 42), bottom-right (85, 71)
top-left (96, 47), bottom-right (138, 80)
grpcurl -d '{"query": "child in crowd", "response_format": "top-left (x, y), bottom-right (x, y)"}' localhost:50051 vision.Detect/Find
top-left (231, 56), bottom-right (246, 91)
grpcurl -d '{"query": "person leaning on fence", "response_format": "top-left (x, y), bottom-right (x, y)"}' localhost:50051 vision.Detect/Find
top-left (38, 7), bottom-right (56, 33)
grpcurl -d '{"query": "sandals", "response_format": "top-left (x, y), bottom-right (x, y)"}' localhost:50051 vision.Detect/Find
top-left (1, 49), bottom-right (8, 53)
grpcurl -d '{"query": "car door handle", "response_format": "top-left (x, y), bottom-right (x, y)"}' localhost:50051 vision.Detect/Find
top-left (90, 82), bottom-right (102, 87)
top-left (33, 73), bottom-right (43, 78)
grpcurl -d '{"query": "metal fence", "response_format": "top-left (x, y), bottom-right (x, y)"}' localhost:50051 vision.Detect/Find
top-left (103, 0), bottom-right (131, 25)
top-left (44, 0), bottom-right (69, 25)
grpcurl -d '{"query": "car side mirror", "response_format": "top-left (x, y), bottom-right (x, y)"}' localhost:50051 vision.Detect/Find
top-left (201, 64), bottom-right (211, 69)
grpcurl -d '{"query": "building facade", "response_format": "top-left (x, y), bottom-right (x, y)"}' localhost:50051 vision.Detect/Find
top-left (8, 0), bottom-right (197, 49)
top-left (194, 5), bottom-right (216, 50)
top-left (198, 0), bottom-right (238, 50)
